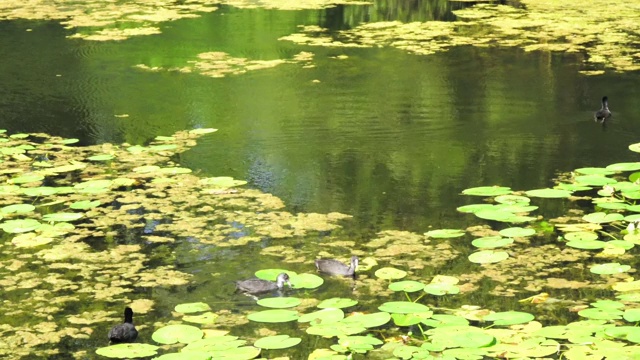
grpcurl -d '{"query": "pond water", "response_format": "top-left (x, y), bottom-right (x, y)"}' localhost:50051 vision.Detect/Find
top-left (1, 1), bottom-right (640, 359)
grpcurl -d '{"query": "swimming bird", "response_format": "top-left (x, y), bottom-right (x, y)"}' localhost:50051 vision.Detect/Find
top-left (315, 256), bottom-right (359, 277)
top-left (235, 272), bottom-right (291, 294)
top-left (108, 307), bottom-right (138, 343)
top-left (594, 96), bottom-right (612, 122)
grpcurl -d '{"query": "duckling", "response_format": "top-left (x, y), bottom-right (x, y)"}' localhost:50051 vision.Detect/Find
top-left (108, 307), bottom-right (138, 343)
top-left (594, 96), bottom-right (612, 122)
top-left (315, 256), bottom-right (358, 277)
top-left (235, 272), bottom-right (291, 294)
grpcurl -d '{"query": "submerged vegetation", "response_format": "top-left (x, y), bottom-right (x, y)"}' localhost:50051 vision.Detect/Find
top-left (2, 128), bottom-right (640, 359)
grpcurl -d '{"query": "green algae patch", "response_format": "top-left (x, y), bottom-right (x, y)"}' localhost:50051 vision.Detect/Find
top-left (135, 51), bottom-right (315, 79)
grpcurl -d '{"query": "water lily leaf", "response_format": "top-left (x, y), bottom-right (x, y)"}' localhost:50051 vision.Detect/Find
top-left (337, 335), bottom-right (383, 353)
top-left (22, 186), bottom-right (60, 196)
top-left (9, 174), bottom-right (44, 184)
top-left (566, 240), bottom-right (606, 249)
top-left (154, 351), bottom-right (216, 360)
top-left (289, 273), bottom-right (323, 289)
top-left (87, 154), bottom-right (115, 161)
top-left (247, 309), bottom-right (298, 323)
top-left (183, 312), bottom-right (218, 324)
top-left (1, 204), bottom-right (36, 214)
top-left (388, 280), bottom-right (426, 293)
top-left (70, 200), bottom-right (101, 210)
top-left (483, 311), bottom-right (534, 325)
top-left (607, 162), bottom-right (640, 171)
top-left (0, 219), bottom-right (42, 233)
top-left (606, 240), bottom-right (634, 250)
top-left (182, 336), bottom-right (243, 352)
top-left (471, 236), bottom-right (513, 248)
top-left (158, 167), bottom-right (192, 175)
top-left (254, 335), bottom-right (301, 350)
top-left (564, 232), bottom-right (598, 241)
top-left (298, 308), bottom-right (344, 324)
top-left (175, 302), bottom-right (211, 314)
top-left (9, 133), bottom-right (29, 139)
top-left (254, 269), bottom-right (295, 281)
top-left (424, 283), bottom-right (460, 296)
top-left (199, 176), bottom-right (248, 189)
top-left (391, 312), bottom-right (433, 326)
top-left (525, 188), bottom-right (572, 198)
top-left (0, 185), bottom-right (20, 195)
top-left (591, 300), bottom-right (624, 309)
top-left (456, 204), bottom-right (495, 213)
top-left (133, 165), bottom-right (161, 173)
top-left (468, 250), bottom-right (509, 264)
top-left (378, 301), bottom-right (430, 314)
top-left (95, 343), bottom-right (159, 358)
top-left (374, 267), bottom-right (407, 280)
top-left (421, 314), bottom-right (470, 328)
top-left (578, 308), bottom-right (623, 320)
top-left (494, 194), bottom-right (530, 204)
top-left (42, 212), bottom-right (84, 222)
top-left (474, 209), bottom-right (534, 223)
top-left (498, 227), bottom-right (535, 237)
top-left (575, 167), bottom-right (616, 175)
top-left (306, 322), bottom-right (366, 337)
top-left (154, 136), bottom-right (175, 141)
top-left (555, 183), bottom-right (592, 191)
top-left (317, 298), bottom-right (358, 309)
top-left (582, 212), bottom-right (624, 224)
top-left (256, 297), bottom-right (301, 309)
top-left (393, 345), bottom-right (432, 359)
top-left (624, 309), bottom-right (640, 322)
top-left (424, 228), bottom-right (465, 238)
top-left (152, 324), bottom-right (204, 344)
top-left (342, 312), bottom-right (391, 328)
top-left (462, 186), bottom-right (512, 196)
top-left (574, 175), bottom-right (617, 186)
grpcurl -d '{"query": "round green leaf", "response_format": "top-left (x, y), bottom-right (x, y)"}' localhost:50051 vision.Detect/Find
top-left (70, 200), bottom-right (101, 210)
top-left (342, 312), bottom-right (391, 328)
top-left (183, 312), bottom-right (218, 324)
top-left (95, 343), bottom-right (159, 358)
top-left (462, 186), bottom-right (512, 196)
top-left (578, 308), bottom-right (623, 320)
top-left (566, 240), bottom-right (607, 249)
top-left (421, 314), bottom-right (469, 328)
top-left (152, 324), bottom-right (203, 344)
top-left (575, 167), bottom-right (616, 175)
top-left (317, 298), bottom-right (358, 309)
top-left (175, 302), bottom-right (212, 314)
top-left (289, 273), bottom-right (323, 289)
top-left (298, 308), bottom-right (344, 324)
top-left (378, 301), bottom-right (430, 314)
top-left (468, 250), bottom-right (509, 264)
top-left (256, 297), bottom-right (301, 309)
top-left (247, 309), bottom-right (298, 323)
top-left (525, 188), bottom-right (572, 198)
top-left (391, 312), bottom-right (433, 326)
top-left (9, 174), bottom-right (44, 184)
top-left (590, 263), bottom-right (630, 275)
top-left (606, 162), bottom-right (640, 171)
top-left (1, 204), bottom-right (36, 214)
top-left (388, 280), bottom-right (426, 293)
top-left (564, 231), bottom-right (599, 241)
top-left (254, 335), bottom-right (301, 350)
top-left (483, 311), bottom-right (535, 325)
top-left (582, 212), bottom-right (624, 224)
top-left (498, 227), bottom-right (536, 237)
top-left (0, 219), bottom-right (42, 233)
top-left (574, 175), bottom-right (617, 186)
top-left (87, 154), bottom-right (115, 161)
top-left (457, 204), bottom-right (495, 213)
top-left (42, 212), bottom-right (84, 222)
top-left (471, 236), bottom-right (513, 248)
top-left (374, 267), bottom-right (407, 280)
top-left (424, 283), bottom-right (460, 296)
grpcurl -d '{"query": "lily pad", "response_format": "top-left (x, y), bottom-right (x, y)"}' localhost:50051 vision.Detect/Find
top-left (254, 335), bottom-right (301, 350)
top-left (95, 343), bottom-right (159, 358)
top-left (582, 212), bottom-right (624, 224)
top-left (525, 188), bottom-right (572, 198)
top-left (483, 311), bottom-right (534, 325)
top-left (388, 280), bottom-right (426, 293)
top-left (468, 250), bottom-right (509, 264)
top-left (471, 236), bottom-right (513, 248)
top-left (247, 309), bottom-right (298, 323)
top-left (42, 212), bottom-right (84, 222)
top-left (374, 267), bottom-right (407, 280)
top-left (289, 273), bottom-right (323, 289)
top-left (317, 298), bottom-right (358, 309)
top-left (298, 308), bottom-right (344, 324)
top-left (590, 263), bottom-right (631, 275)
top-left (378, 301), bottom-right (430, 314)
top-left (152, 324), bottom-right (204, 344)
top-left (498, 227), bottom-right (536, 237)
top-left (256, 297), bottom-right (301, 309)
top-left (462, 186), bottom-right (512, 196)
